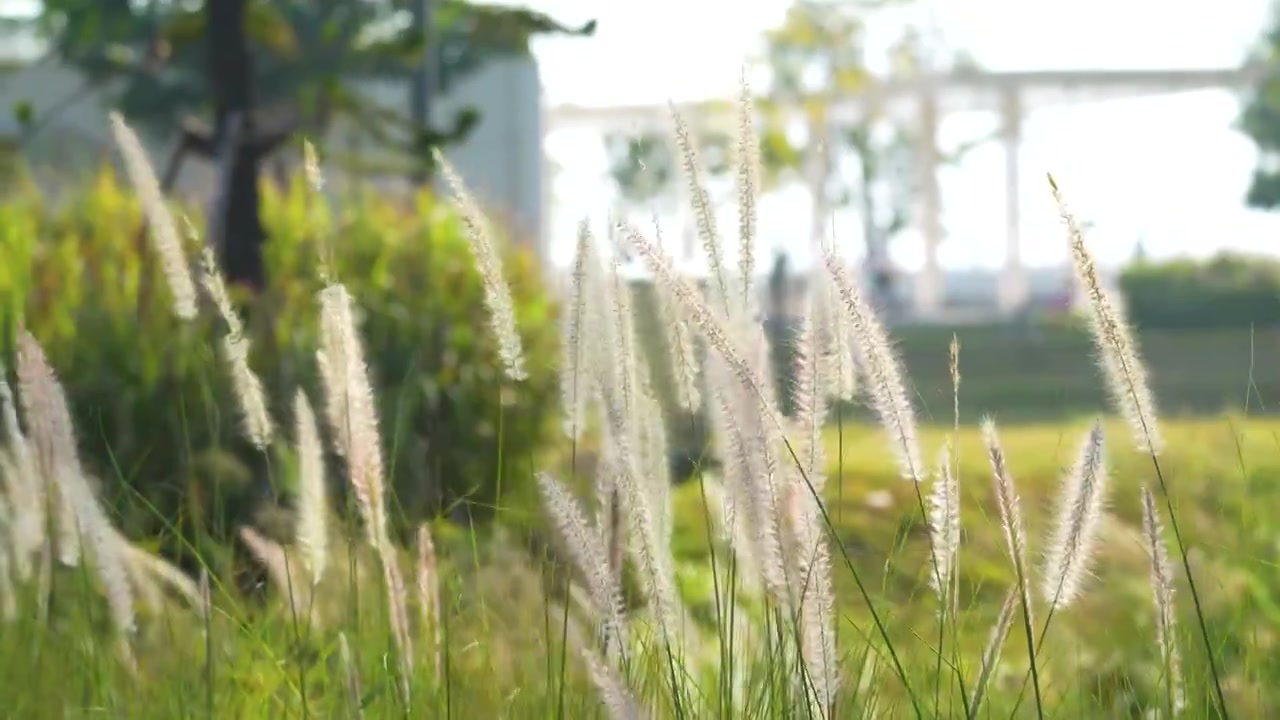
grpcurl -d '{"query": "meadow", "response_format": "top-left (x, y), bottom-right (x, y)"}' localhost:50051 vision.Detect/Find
top-left (0, 106), bottom-right (1276, 720)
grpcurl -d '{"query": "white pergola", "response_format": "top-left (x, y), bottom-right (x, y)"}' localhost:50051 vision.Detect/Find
top-left (544, 65), bottom-right (1266, 318)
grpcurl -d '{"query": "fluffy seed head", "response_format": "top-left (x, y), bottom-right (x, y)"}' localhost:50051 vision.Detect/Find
top-left (1049, 175), bottom-right (1162, 454)
top-left (1041, 420), bottom-right (1108, 609)
top-left (294, 391), bottom-right (328, 587)
top-left (927, 441), bottom-right (960, 601)
top-left (109, 112), bottom-right (197, 320)
top-left (824, 250), bottom-right (921, 481)
top-left (435, 150), bottom-right (527, 382)
top-left (1141, 486), bottom-right (1184, 715)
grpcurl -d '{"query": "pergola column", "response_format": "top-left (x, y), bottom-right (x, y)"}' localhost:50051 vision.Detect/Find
top-left (998, 89), bottom-right (1029, 315)
top-left (913, 90), bottom-right (944, 320)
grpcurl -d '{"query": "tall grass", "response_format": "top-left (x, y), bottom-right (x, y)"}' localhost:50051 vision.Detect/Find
top-left (0, 103), bottom-right (1253, 719)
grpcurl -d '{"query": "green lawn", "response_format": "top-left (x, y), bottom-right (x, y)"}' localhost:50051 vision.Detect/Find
top-left (660, 415), bottom-right (1280, 717)
top-left (8, 400), bottom-right (1278, 717)
top-left (890, 323), bottom-right (1280, 422)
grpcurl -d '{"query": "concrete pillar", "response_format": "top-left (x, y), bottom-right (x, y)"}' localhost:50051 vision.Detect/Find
top-left (913, 91), bottom-right (944, 320)
top-left (998, 89), bottom-right (1029, 315)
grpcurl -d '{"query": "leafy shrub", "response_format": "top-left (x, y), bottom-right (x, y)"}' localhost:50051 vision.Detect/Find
top-left (0, 169), bottom-right (558, 564)
top-left (1120, 253), bottom-right (1280, 330)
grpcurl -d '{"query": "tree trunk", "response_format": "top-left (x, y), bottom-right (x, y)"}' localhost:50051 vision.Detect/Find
top-left (209, 0), bottom-right (266, 290)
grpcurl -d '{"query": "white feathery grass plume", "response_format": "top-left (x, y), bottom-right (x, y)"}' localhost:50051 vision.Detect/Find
top-left (969, 585), bottom-right (1020, 715)
top-left (949, 334), bottom-right (961, 431)
top-left (811, 269), bottom-right (857, 402)
top-left (625, 224), bottom-right (774, 425)
top-left (608, 258), bottom-right (638, 421)
top-left (0, 371), bottom-right (43, 577)
top-left (1141, 486), bottom-right (1185, 716)
top-left (199, 246), bottom-right (274, 449)
top-left (735, 69), bottom-right (760, 309)
top-left (381, 549), bottom-right (416, 687)
top-left (560, 221), bottom-right (593, 439)
top-left (652, 221), bottom-right (701, 413)
top-left (634, 378), bottom-right (673, 551)
top-left (690, 317), bottom-right (779, 601)
top-left (301, 141), bottom-right (337, 281)
top-left (239, 526), bottom-right (303, 611)
top-left (119, 535), bottom-right (202, 608)
top-left (0, 453), bottom-right (23, 584)
top-left (1042, 420), bottom-right (1108, 610)
top-left (792, 296), bottom-right (829, 487)
top-left (303, 140), bottom-right (325, 192)
top-left (121, 537), bottom-right (165, 612)
top-left (0, 523), bottom-right (16, 621)
top-left (699, 474), bottom-right (761, 598)
top-left (746, 315), bottom-right (782, 419)
top-left (703, 379), bottom-right (762, 594)
top-left (927, 441), bottom-right (960, 602)
top-left (536, 472), bottom-right (628, 654)
top-left (16, 333), bottom-right (137, 655)
top-left (823, 249), bottom-right (921, 481)
top-left (592, 458), bottom-right (625, 592)
top-left (77, 479), bottom-right (137, 648)
top-left (337, 631), bottom-right (366, 720)
top-left (13, 333), bottom-right (82, 567)
top-left (724, 359), bottom-right (789, 603)
top-left (434, 150), bottom-right (527, 381)
top-left (108, 111), bottom-right (197, 320)
top-left (670, 104), bottom-right (730, 311)
top-left (53, 477), bottom-right (81, 567)
top-left (557, 596), bottom-right (647, 717)
top-left (583, 644), bottom-right (644, 720)
top-left (597, 386), bottom-right (680, 641)
top-left (71, 474), bottom-right (138, 669)
top-left (316, 284), bottom-right (388, 549)
top-left (0, 486), bottom-right (16, 620)
top-left (788, 303), bottom-right (838, 714)
top-left (982, 417), bottom-right (1034, 633)
top-left (315, 283), bottom-right (414, 679)
top-left (579, 233), bottom-right (618, 423)
top-left (294, 391), bottom-right (328, 588)
top-left (415, 524), bottom-right (443, 677)
top-left (75, 471), bottom-right (139, 661)
top-left (1049, 175), bottom-right (1162, 455)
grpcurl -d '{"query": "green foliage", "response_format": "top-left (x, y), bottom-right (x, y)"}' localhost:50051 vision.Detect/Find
top-left (1241, 15), bottom-right (1280, 210)
top-left (19, 0), bottom-right (594, 172)
top-left (1119, 253), bottom-right (1280, 330)
top-left (0, 169), bottom-right (559, 561)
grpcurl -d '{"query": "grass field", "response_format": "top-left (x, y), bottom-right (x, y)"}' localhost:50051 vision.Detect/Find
top-left (3, 119), bottom-right (1277, 719)
top-left (3, 414), bottom-right (1276, 717)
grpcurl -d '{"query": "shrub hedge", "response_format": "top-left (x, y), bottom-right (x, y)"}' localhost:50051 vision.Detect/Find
top-left (0, 168), bottom-right (559, 566)
top-left (1119, 253), bottom-right (1280, 330)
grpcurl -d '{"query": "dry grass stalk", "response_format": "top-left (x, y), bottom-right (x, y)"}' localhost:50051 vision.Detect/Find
top-left (561, 221), bottom-right (594, 439)
top-left (315, 282), bottom-right (413, 684)
top-left (822, 250), bottom-right (921, 482)
top-left (198, 246), bottom-right (274, 449)
top-left (434, 150), bottom-right (527, 382)
top-left (15, 332), bottom-right (136, 667)
top-left (415, 525), bottom-right (443, 678)
top-left (1042, 421), bottom-right (1108, 609)
top-left (294, 391), bottom-right (328, 589)
top-left (1141, 486), bottom-right (1185, 716)
top-left (1049, 175), bottom-right (1162, 454)
top-left (108, 111), bottom-right (198, 320)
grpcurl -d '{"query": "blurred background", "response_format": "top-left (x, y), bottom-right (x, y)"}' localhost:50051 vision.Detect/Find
top-left (3, 0), bottom-right (1280, 320)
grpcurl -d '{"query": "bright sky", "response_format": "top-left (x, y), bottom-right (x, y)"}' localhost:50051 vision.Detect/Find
top-left (525, 0), bottom-right (1280, 272)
